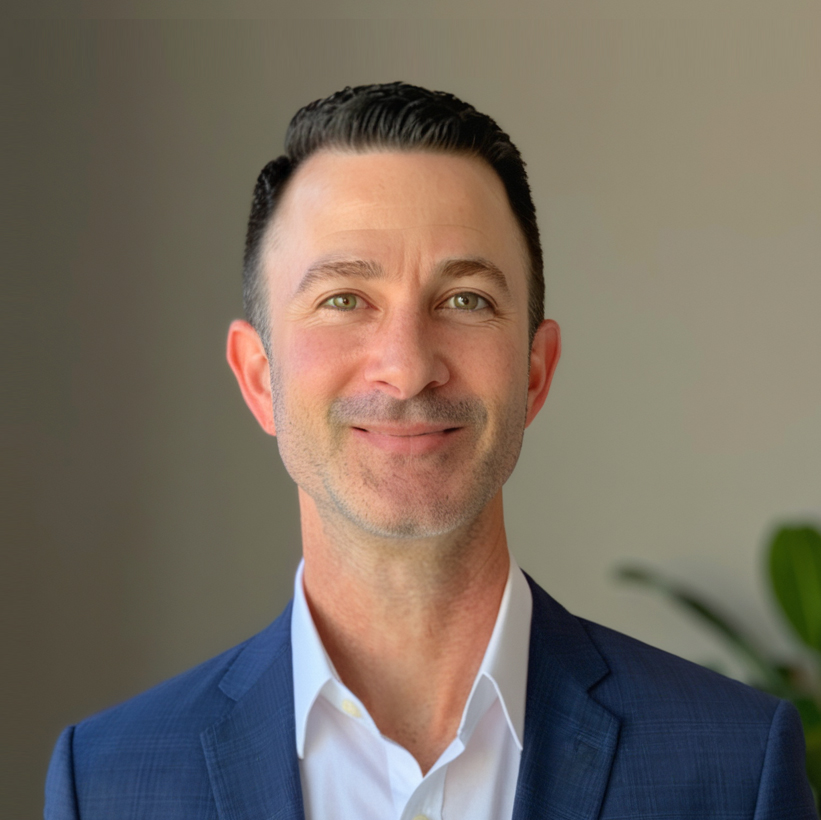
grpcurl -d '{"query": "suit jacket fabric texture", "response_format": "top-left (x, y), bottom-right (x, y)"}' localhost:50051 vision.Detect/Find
top-left (45, 575), bottom-right (817, 819)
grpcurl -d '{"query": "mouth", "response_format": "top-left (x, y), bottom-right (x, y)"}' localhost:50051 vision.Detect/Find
top-left (353, 423), bottom-right (461, 436)
top-left (350, 424), bottom-right (464, 454)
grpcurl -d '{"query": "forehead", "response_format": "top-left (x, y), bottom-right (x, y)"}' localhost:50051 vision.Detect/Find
top-left (263, 150), bottom-right (529, 293)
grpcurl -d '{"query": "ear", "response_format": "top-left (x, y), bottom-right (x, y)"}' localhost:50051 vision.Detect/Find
top-left (525, 319), bottom-right (561, 428)
top-left (226, 320), bottom-right (277, 436)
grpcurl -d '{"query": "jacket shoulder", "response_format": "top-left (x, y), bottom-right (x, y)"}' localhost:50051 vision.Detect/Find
top-left (76, 600), bottom-right (293, 738)
top-left (574, 617), bottom-right (815, 816)
top-left (53, 603), bottom-right (293, 818)
top-left (526, 573), bottom-right (779, 720)
top-left (578, 615), bottom-right (781, 720)
top-left (77, 638), bottom-right (244, 741)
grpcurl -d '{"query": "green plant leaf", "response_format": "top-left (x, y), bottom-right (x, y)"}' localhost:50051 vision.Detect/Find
top-left (803, 724), bottom-right (821, 802)
top-left (793, 696), bottom-right (821, 733)
top-left (769, 526), bottom-right (821, 653)
top-left (616, 565), bottom-right (788, 695)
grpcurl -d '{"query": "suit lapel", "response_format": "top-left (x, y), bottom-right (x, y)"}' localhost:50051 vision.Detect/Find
top-left (513, 576), bottom-right (620, 820)
top-left (201, 602), bottom-right (305, 820)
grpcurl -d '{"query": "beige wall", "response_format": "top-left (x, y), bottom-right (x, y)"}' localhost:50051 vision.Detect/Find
top-left (5, 7), bottom-right (821, 816)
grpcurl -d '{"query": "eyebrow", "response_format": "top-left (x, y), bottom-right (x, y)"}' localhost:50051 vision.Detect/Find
top-left (295, 256), bottom-right (511, 297)
top-left (295, 258), bottom-right (386, 295)
top-left (436, 257), bottom-right (511, 296)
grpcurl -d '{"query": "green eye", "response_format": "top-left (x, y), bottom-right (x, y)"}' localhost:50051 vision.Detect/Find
top-left (445, 292), bottom-right (489, 311)
top-left (324, 294), bottom-right (360, 310)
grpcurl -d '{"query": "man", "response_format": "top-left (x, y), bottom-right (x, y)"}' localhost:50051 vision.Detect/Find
top-left (46, 83), bottom-right (815, 819)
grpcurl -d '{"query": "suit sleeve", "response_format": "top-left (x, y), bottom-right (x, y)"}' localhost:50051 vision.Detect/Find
top-left (44, 726), bottom-right (80, 820)
top-left (753, 699), bottom-right (818, 819)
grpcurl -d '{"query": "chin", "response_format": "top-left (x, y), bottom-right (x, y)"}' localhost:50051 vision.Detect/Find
top-left (328, 485), bottom-right (494, 541)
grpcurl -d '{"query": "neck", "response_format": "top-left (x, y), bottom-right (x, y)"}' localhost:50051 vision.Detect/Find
top-left (299, 488), bottom-right (510, 774)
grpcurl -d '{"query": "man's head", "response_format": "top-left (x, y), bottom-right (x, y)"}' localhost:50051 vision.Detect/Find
top-left (228, 84), bottom-right (560, 541)
top-left (242, 82), bottom-right (545, 351)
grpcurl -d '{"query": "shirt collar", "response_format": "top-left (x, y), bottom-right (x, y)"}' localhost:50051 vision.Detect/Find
top-left (290, 554), bottom-right (532, 759)
top-left (290, 559), bottom-right (338, 759)
top-left (459, 556), bottom-right (532, 751)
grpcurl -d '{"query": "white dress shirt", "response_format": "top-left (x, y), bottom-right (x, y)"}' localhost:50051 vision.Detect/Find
top-left (290, 556), bottom-right (533, 820)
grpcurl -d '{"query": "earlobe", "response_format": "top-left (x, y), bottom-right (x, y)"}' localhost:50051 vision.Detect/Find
top-left (525, 319), bottom-right (561, 428)
top-left (225, 320), bottom-right (277, 436)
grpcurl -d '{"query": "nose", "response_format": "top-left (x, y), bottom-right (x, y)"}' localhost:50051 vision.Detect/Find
top-left (362, 308), bottom-right (450, 400)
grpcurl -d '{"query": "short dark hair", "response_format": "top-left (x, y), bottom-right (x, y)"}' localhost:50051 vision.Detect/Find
top-left (243, 82), bottom-right (544, 346)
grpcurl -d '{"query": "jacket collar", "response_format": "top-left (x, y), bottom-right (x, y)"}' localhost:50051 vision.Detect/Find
top-left (512, 573), bottom-right (620, 820)
top-left (201, 601), bottom-right (305, 820)
top-left (201, 576), bottom-right (621, 820)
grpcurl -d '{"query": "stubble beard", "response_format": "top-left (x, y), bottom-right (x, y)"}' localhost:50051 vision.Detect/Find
top-left (269, 361), bottom-right (528, 540)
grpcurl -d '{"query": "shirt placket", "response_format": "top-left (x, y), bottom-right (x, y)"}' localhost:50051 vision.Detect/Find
top-left (384, 742), bottom-right (445, 820)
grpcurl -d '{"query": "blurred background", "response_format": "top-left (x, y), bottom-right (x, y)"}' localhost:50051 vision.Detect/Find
top-left (4, 2), bottom-right (821, 816)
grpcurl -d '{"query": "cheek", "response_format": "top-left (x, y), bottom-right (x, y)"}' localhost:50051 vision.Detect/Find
top-left (447, 332), bottom-right (526, 396)
top-left (277, 327), bottom-right (362, 402)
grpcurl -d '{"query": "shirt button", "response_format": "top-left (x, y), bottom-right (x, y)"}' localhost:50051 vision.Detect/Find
top-left (341, 699), bottom-right (362, 718)
top-left (412, 816), bottom-right (429, 820)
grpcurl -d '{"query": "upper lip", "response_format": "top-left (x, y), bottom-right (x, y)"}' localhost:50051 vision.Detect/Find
top-left (354, 423), bottom-right (460, 437)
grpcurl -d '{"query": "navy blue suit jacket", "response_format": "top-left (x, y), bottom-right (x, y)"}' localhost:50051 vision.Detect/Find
top-left (46, 576), bottom-right (817, 818)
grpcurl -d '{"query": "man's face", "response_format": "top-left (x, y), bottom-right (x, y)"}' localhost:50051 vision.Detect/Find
top-left (259, 150), bottom-right (546, 539)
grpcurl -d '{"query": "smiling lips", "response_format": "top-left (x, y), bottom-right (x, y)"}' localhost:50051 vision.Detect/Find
top-left (351, 423), bottom-right (463, 455)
